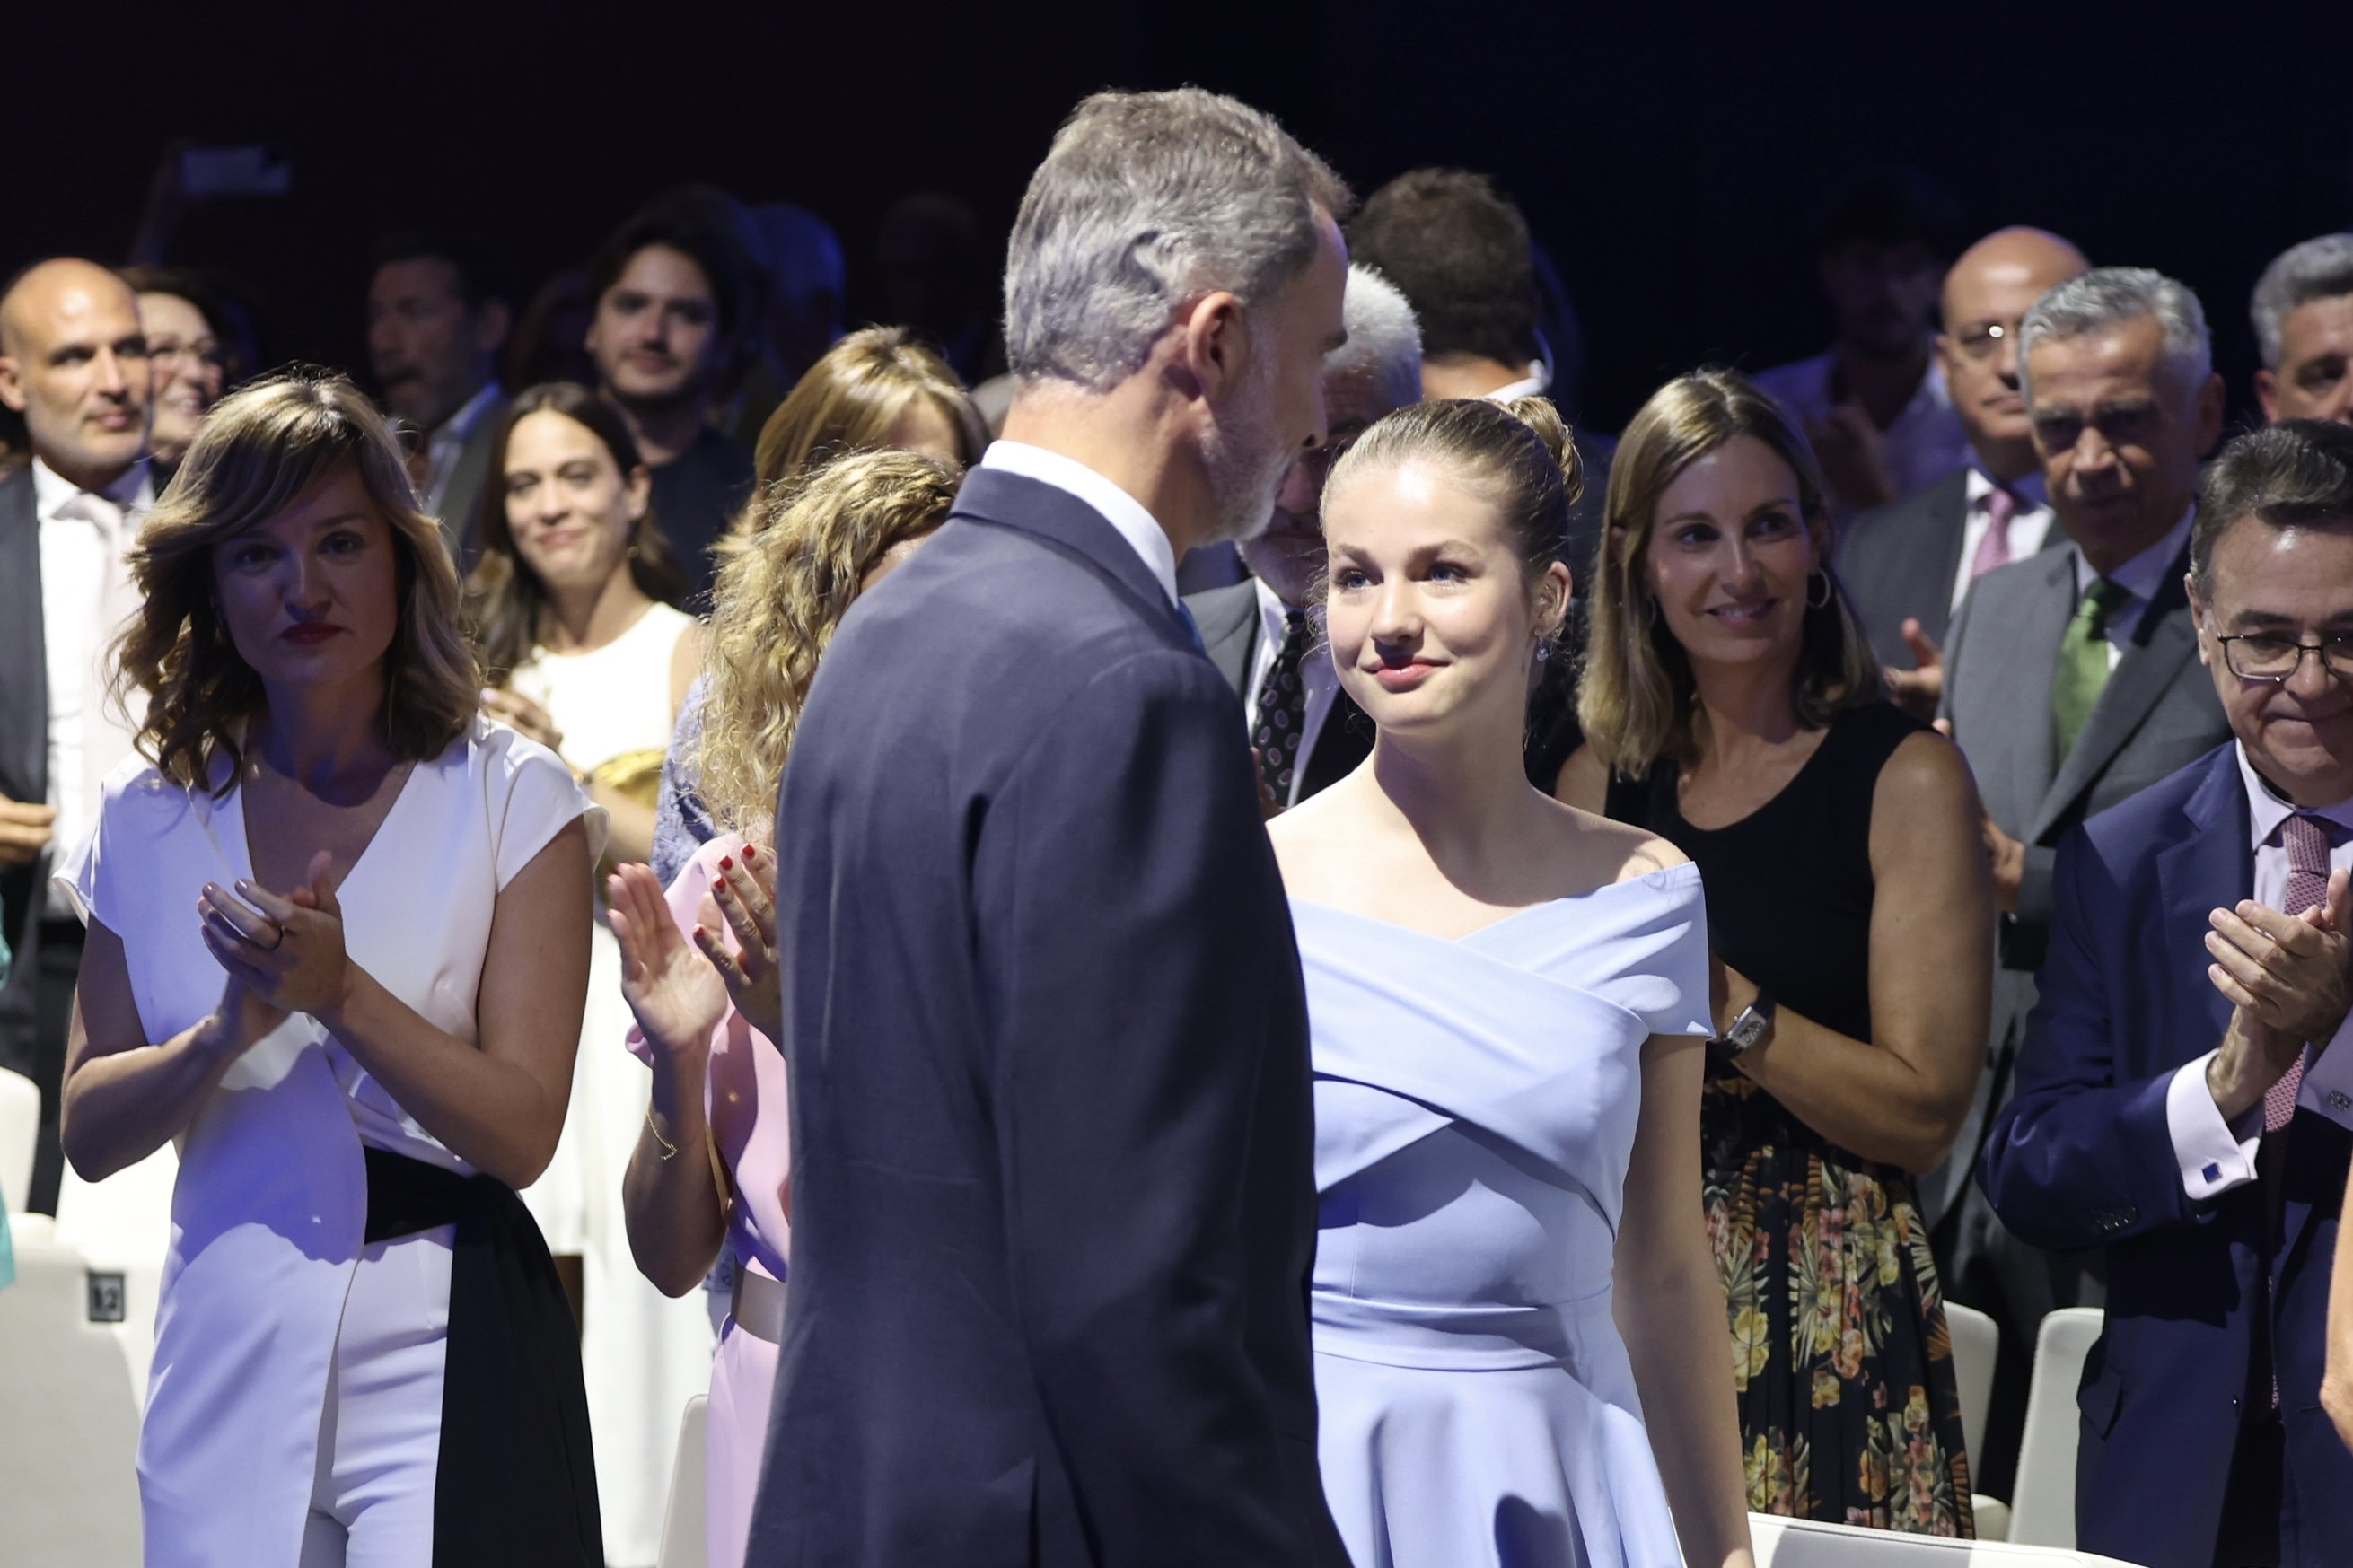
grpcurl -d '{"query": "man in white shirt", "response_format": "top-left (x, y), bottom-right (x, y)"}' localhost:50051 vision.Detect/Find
top-left (1838, 226), bottom-right (2088, 713)
top-left (1188, 264), bottom-right (1421, 810)
top-left (364, 231), bottom-right (512, 564)
top-left (0, 257), bottom-right (154, 1213)
top-left (1754, 166), bottom-right (1972, 520)
top-left (1980, 417), bottom-right (2353, 1566)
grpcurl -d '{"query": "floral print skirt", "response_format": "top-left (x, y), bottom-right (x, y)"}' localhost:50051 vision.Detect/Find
top-left (1704, 1071), bottom-right (1974, 1536)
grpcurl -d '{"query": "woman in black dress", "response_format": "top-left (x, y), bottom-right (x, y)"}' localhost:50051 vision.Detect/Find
top-left (1557, 368), bottom-right (1993, 1534)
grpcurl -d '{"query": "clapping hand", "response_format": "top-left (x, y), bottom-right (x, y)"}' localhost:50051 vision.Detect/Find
top-left (198, 852), bottom-right (352, 1018)
top-left (2204, 868), bottom-right (2353, 1119)
top-left (693, 846), bottom-right (779, 1034)
top-left (607, 862), bottom-right (727, 1060)
top-left (0, 793), bottom-right (57, 866)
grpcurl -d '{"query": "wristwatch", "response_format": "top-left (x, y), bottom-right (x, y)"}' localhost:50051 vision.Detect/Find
top-left (1716, 991), bottom-right (1776, 1057)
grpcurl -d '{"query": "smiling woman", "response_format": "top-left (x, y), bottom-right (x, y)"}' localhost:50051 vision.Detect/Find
top-left (57, 370), bottom-right (605, 1564)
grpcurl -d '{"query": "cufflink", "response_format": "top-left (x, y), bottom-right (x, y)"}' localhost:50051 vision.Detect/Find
top-left (2203, 1162), bottom-right (2222, 1183)
top-left (2329, 1091), bottom-right (2352, 1113)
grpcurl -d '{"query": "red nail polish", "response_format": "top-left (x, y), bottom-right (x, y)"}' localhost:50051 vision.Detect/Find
top-left (720, 855), bottom-right (733, 871)
top-left (742, 845), bottom-right (758, 863)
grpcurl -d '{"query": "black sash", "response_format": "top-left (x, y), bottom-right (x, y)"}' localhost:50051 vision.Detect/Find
top-left (364, 1147), bottom-right (602, 1566)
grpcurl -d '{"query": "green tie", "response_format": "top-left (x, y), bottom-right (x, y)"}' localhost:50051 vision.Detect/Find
top-left (2051, 576), bottom-right (2127, 758)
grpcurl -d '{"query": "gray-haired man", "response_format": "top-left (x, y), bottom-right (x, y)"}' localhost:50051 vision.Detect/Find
top-left (1190, 263), bottom-right (1421, 810)
top-left (1935, 266), bottom-right (2235, 1494)
top-left (746, 89), bottom-right (1351, 1566)
top-left (2253, 233), bottom-right (2353, 428)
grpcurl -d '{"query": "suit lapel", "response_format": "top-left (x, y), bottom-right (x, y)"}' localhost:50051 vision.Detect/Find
top-left (1188, 584), bottom-right (1260, 696)
top-left (2001, 551), bottom-right (2074, 836)
top-left (2155, 749), bottom-right (2248, 1063)
top-left (0, 470), bottom-right (47, 803)
top-left (1911, 470), bottom-right (1971, 650)
top-left (2033, 551), bottom-right (2199, 843)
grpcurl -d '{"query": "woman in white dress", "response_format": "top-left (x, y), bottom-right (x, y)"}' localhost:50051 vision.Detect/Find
top-left (1268, 396), bottom-right (1754, 1567)
top-left (58, 372), bottom-right (602, 1564)
top-left (466, 381), bottom-right (712, 1566)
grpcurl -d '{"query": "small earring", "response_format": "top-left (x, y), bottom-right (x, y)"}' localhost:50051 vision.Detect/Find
top-left (1806, 570), bottom-right (1831, 609)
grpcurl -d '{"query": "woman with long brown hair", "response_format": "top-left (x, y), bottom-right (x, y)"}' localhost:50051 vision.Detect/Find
top-left (57, 370), bottom-right (601, 1564)
top-left (605, 448), bottom-right (957, 1568)
top-left (1558, 368), bottom-right (1991, 1533)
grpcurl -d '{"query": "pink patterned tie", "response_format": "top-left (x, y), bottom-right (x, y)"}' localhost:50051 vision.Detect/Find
top-left (1970, 485), bottom-right (2017, 578)
top-left (2261, 813), bottom-right (2333, 1134)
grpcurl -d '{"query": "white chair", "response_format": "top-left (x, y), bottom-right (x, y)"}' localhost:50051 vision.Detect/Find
top-left (53, 1143), bottom-right (177, 1399)
top-left (1941, 1300), bottom-right (2004, 1537)
top-left (654, 1393), bottom-right (709, 1568)
top-left (0, 1218), bottom-right (145, 1567)
top-left (2006, 1307), bottom-right (2106, 1548)
top-left (0, 1065), bottom-right (39, 1217)
top-left (1750, 1511), bottom-right (2135, 1564)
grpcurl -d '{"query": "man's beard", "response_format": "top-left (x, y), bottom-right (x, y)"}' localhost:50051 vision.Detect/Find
top-left (1199, 354), bottom-right (1292, 546)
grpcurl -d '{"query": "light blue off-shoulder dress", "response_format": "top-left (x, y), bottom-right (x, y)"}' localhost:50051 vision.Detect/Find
top-left (1295, 862), bottom-right (1713, 1568)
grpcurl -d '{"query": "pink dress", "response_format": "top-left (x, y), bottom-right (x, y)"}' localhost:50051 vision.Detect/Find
top-left (628, 832), bottom-right (791, 1568)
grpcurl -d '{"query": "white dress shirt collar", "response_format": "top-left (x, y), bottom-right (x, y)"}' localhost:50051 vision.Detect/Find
top-left (1963, 463), bottom-right (2048, 512)
top-left (979, 440), bottom-right (1179, 605)
top-left (1484, 362), bottom-right (1553, 403)
top-left (435, 381), bottom-right (503, 446)
top-left (32, 454), bottom-right (152, 519)
top-left (2235, 742), bottom-right (2353, 851)
top-left (2073, 504), bottom-right (2195, 611)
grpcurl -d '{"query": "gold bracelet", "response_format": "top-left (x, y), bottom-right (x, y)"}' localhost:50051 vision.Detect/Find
top-left (645, 1106), bottom-right (680, 1161)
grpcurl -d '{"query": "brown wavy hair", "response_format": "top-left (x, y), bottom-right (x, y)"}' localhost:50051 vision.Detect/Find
top-left (697, 448), bottom-right (959, 840)
top-left (746, 326), bottom-right (988, 505)
top-left (1576, 367), bottom-right (1881, 775)
top-left (464, 381), bottom-right (689, 682)
top-left (112, 368), bottom-right (479, 796)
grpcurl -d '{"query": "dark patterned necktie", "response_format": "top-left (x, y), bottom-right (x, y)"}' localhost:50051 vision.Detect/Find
top-left (1252, 609), bottom-right (1312, 807)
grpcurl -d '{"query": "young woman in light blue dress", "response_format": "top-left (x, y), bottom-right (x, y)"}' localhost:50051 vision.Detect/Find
top-left (1269, 396), bottom-right (1753, 1568)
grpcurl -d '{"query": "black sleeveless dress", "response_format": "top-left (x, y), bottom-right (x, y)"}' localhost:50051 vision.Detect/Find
top-left (1606, 700), bottom-right (1973, 1536)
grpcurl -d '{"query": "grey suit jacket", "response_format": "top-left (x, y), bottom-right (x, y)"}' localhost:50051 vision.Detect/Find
top-left (435, 389), bottom-right (510, 571)
top-left (1925, 536), bottom-right (2230, 1228)
top-left (1840, 470), bottom-right (2043, 669)
top-left (0, 468), bottom-right (48, 1077)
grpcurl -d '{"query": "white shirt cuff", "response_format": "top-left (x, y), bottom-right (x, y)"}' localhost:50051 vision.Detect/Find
top-left (2300, 1015), bottom-right (2353, 1130)
top-left (2167, 1050), bottom-right (2261, 1201)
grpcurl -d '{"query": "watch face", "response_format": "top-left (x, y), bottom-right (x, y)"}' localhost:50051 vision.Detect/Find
top-left (1728, 1010), bottom-right (1769, 1051)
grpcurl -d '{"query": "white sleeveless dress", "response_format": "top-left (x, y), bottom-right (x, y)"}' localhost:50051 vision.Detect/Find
top-left (509, 600), bottom-right (716, 1568)
top-left (1296, 863), bottom-right (1713, 1568)
top-left (55, 720), bottom-right (598, 1564)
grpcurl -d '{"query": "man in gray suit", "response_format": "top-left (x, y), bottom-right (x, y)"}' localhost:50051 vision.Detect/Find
top-left (2250, 232), bottom-right (2353, 429)
top-left (365, 230), bottom-right (512, 565)
top-left (1189, 263), bottom-right (1419, 810)
top-left (1936, 267), bottom-right (2234, 1493)
top-left (1839, 227), bottom-right (2087, 716)
top-left (0, 258), bottom-right (154, 1214)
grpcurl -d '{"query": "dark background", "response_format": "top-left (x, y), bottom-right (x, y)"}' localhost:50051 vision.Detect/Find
top-left (7, 0), bottom-right (2350, 434)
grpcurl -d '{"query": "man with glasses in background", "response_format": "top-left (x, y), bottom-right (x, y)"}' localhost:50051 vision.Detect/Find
top-left (1839, 228), bottom-right (2088, 716)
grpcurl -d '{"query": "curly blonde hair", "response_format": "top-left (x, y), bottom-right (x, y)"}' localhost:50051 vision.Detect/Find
top-left (696, 448), bottom-right (960, 839)
top-left (113, 369), bottom-right (479, 796)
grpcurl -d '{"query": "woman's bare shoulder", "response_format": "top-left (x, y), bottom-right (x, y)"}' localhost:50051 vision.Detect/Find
top-left (1536, 790), bottom-right (1689, 887)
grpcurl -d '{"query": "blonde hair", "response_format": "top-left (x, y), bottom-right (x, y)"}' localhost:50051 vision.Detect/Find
top-left (1323, 394), bottom-right (1581, 653)
top-left (1576, 368), bottom-right (1880, 775)
top-left (113, 369), bottom-right (479, 796)
top-left (747, 327), bottom-right (988, 506)
top-left (696, 449), bottom-right (959, 839)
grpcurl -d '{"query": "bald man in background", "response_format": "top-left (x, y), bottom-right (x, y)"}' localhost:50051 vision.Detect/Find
top-left (0, 258), bottom-right (153, 1213)
top-left (1837, 227), bottom-right (2091, 718)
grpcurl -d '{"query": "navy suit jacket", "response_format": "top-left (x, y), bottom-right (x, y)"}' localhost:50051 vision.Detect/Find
top-left (746, 466), bottom-right (1343, 1566)
top-left (0, 468), bottom-right (47, 1080)
top-left (1979, 745), bottom-right (2353, 1568)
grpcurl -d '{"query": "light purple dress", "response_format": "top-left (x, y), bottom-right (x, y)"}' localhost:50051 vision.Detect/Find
top-left (1296, 863), bottom-right (1712, 1568)
top-left (629, 832), bottom-right (791, 1568)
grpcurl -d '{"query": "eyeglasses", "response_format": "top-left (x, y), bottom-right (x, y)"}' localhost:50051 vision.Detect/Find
top-left (1951, 321), bottom-right (2015, 362)
top-left (2214, 632), bottom-right (2353, 682)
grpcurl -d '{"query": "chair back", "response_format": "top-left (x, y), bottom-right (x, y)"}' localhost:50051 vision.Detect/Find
top-left (654, 1392), bottom-right (709, 1568)
top-left (2006, 1307), bottom-right (2106, 1547)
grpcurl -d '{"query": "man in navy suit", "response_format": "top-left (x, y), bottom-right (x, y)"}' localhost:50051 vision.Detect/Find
top-left (1980, 418), bottom-right (2353, 1567)
top-left (746, 88), bottom-right (1352, 1565)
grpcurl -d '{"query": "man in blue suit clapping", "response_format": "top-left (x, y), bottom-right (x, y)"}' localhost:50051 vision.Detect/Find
top-left (1981, 418), bottom-right (2353, 1566)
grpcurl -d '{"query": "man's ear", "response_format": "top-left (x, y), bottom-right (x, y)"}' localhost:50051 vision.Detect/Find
top-left (1179, 292), bottom-right (1248, 402)
top-left (2186, 569), bottom-right (2216, 669)
top-left (0, 354), bottom-right (24, 415)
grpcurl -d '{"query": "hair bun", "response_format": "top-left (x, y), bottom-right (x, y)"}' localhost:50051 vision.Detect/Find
top-left (1497, 394), bottom-right (1583, 509)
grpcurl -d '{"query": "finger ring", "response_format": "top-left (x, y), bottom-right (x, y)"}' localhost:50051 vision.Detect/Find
top-left (255, 923), bottom-right (285, 952)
